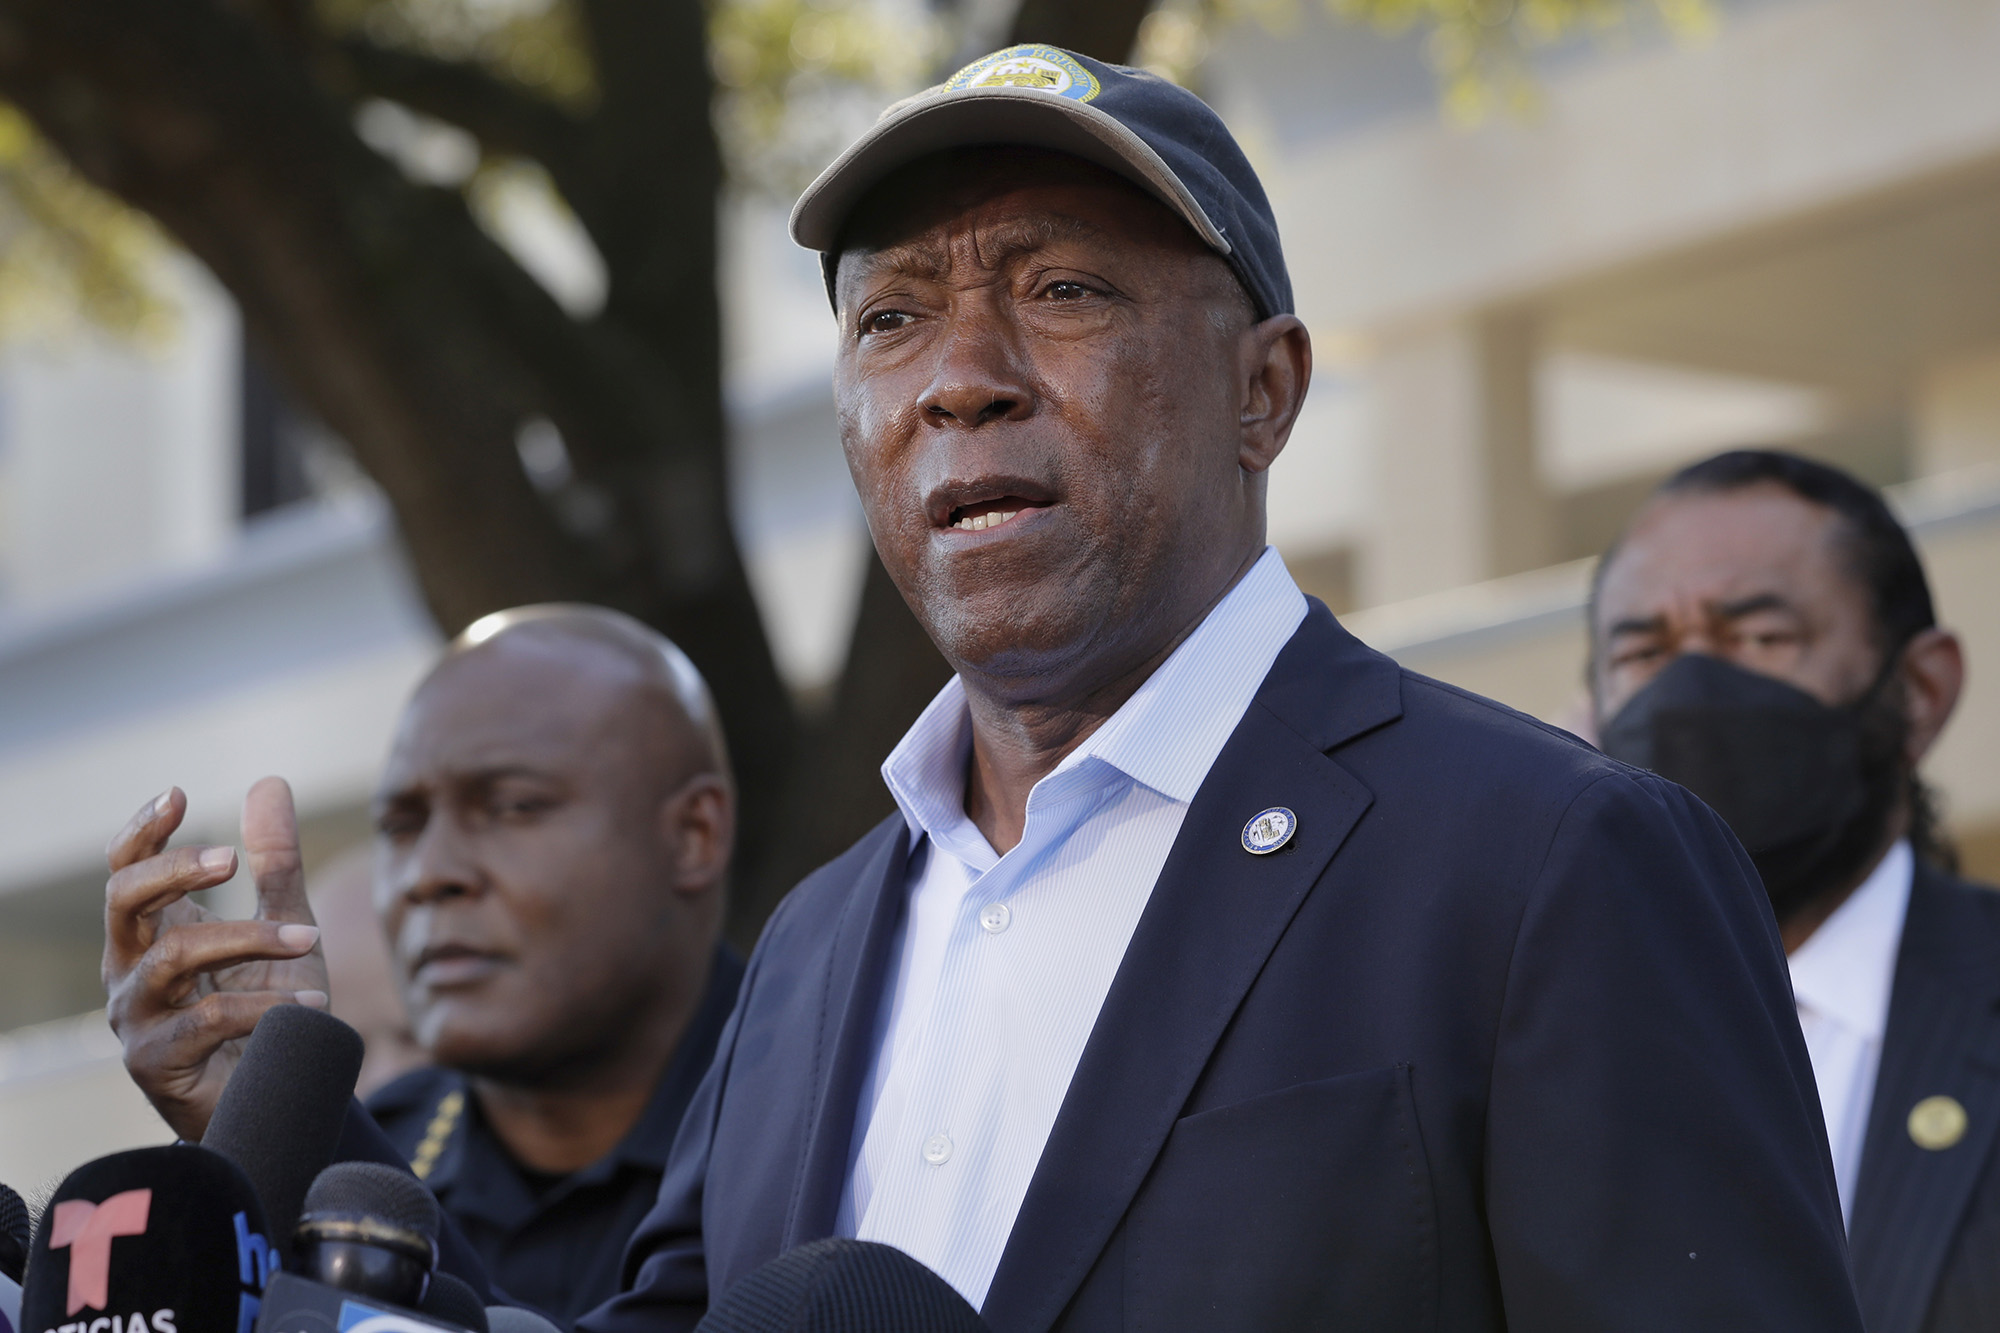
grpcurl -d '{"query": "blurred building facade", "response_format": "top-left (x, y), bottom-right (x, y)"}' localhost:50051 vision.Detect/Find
top-left (2, 0), bottom-right (1999, 1191)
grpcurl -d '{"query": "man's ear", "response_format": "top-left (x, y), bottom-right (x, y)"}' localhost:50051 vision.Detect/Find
top-left (1899, 627), bottom-right (1965, 767)
top-left (1238, 315), bottom-right (1312, 475)
top-left (660, 773), bottom-right (734, 896)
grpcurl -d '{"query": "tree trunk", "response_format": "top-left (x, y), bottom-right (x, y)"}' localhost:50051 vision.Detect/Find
top-left (0, 0), bottom-right (800, 918)
top-left (0, 0), bottom-right (1154, 947)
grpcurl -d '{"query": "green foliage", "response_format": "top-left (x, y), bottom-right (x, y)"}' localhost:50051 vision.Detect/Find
top-left (0, 105), bottom-right (173, 344)
top-left (710, 0), bottom-right (943, 196)
top-left (0, 0), bottom-right (1715, 344)
top-left (0, 0), bottom-right (933, 344)
top-left (318, 0), bottom-right (598, 112)
top-left (317, 0), bottom-right (943, 194)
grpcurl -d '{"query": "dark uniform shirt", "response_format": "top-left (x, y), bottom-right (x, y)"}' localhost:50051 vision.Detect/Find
top-left (368, 947), bottom-right (743, 1328)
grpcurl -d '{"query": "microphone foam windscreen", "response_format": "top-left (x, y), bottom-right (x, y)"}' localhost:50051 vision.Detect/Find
top-left (300, 1165), bottom-right (440, 1243)
top-left (203, 1005), bottom-right (364, 1262)
top-left (21, 1145), bottom-right (277, 1333)
top-left (695, 1239), bottom-right (989, 1333)
top-left (418, 1273), bottom-right (487, 1333)
top-left (0, 1182), bottom-right (29, 1283)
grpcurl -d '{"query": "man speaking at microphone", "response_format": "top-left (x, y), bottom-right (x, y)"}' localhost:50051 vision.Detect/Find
top-left (101, 607), bottom-right (740, 1328)
top-left (582, 45), bottom-right (1863, 1332)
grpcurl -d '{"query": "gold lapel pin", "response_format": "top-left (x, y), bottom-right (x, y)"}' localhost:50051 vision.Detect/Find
top-left (1908, 1095), bottom-right (1968, 1151)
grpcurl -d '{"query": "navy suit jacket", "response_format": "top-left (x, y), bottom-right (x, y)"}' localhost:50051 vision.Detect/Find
top-left (1849, 864), bottom-right (2000, 1333)
top-left (581, 602), bottom-right (1863, 1332)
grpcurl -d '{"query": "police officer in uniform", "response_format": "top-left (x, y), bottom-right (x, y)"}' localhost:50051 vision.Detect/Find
top-left (104, 604), bottom-right (742, 1328)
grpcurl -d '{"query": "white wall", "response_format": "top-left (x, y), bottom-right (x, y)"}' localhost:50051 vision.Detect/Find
top-left (0, 255), bottom-right (239, 607)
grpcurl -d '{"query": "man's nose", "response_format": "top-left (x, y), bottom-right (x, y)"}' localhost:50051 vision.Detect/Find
top-left (397, 819), bottom-right (484, 906)
top-left (919, 314), bottom-right (1033, 428)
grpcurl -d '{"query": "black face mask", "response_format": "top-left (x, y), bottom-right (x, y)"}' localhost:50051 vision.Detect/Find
top-left (1599, 652), bottom-right (1907, 918)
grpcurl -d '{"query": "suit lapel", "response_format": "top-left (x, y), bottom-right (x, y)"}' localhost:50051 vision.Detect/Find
top-left (979, 605), bottom-right (1401, 1333)
top-left (781, 818), bottom-right (914, 1247)
top-left (1848, 867), bottom-right (2000, 1333)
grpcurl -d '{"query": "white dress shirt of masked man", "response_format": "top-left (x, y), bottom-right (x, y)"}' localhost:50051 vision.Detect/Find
top-left (1591, 449), bottom-right (2000, 1333)
top-left (101, 605), bottom-right (743, 1328)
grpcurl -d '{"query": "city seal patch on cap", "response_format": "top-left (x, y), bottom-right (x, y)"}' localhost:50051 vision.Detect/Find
top-left (945, 45), bottom-right (1101, 103)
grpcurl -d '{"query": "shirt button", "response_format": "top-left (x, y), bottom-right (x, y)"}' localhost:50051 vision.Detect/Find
top-left (980, 903), bottom-right (1011, 934)
top-left (923, 1133), bottom-right (953, 1165)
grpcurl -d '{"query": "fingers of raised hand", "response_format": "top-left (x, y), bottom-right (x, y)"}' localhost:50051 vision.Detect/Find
top-left (161, 990), bottom-right (327, 1056)
top-left (116, 919), bottom-right (321, 1014)
top-left (107, 787), bottom-right (186, 874)
top-left (242, 777), bottom-right (313, 925)
top-left (120, 988), bottom-right (326, 1102)
top-left (104, 843), bottom-right (241, 970)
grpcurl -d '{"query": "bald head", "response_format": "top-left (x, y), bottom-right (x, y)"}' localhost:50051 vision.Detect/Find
top-left (373, 604), bottom-right (734, 1083)
top-left (445, 603), bottom-right (729, 789)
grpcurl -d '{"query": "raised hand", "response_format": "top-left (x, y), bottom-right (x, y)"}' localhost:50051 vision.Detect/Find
top-left (103, 776), bottom-right (331, 1140)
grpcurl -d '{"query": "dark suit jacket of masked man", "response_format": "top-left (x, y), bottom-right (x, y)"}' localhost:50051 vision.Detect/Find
top-left (1850, 859), bottom-right (2000, 1333)
top-left (574, 601), bottom-right (1861, 1333)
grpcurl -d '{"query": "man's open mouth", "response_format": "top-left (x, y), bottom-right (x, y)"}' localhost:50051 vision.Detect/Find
top-left (948, 498), bottom-right (1047, 532)
top-left (933, 479), bottom-right (1058, 534)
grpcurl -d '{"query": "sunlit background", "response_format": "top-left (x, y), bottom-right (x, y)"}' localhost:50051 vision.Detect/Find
top-left (2, 0), bottom-right (1998, 1198)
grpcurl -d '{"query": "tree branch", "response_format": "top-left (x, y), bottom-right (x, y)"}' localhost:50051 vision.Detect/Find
top-left (0, 0), bottom-right (799, 928)
top-left (337, 38), bottom-right (592, 196)
top-left (568, 0), bottom-right (719, 342)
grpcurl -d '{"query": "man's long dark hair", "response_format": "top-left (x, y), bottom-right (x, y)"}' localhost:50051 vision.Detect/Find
top-left (1602, 448), bottom-right (1958, 872)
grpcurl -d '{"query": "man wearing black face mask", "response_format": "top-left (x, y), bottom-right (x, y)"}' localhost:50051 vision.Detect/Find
top-left (1592, 449), bottom-right (1997, 1333)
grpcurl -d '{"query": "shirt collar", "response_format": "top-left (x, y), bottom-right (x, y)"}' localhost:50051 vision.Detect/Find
top-left (881, 547), bottom-right (1308, 845)
top-left (1788, 839), bottom-right (1915, 1042)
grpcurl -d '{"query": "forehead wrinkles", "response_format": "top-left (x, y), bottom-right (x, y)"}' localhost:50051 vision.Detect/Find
top-left (1596, 492), bottom-right (1846, 631)
top-left (853, 211), bottom-right (1118, 290)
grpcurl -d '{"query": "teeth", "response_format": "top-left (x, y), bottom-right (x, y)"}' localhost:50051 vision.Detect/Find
top-left (952, 509), bottom-right (1019, 532)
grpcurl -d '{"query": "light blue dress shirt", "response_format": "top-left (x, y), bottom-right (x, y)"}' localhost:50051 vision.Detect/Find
top-left (835, 546), bottom-right (1309, 1308)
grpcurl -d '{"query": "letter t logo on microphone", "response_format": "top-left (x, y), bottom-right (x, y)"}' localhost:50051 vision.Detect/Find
top-left (48, 1190), bottom-right (151, 1316)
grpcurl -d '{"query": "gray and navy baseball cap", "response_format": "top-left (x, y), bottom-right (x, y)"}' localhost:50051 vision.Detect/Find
top-left (790, 43), bottom-right (1293, 320)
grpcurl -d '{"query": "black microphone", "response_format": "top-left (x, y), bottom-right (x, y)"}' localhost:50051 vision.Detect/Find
top-left (20, 1145), bottom-right (278, 1333)
top-left (252, 1271), bottom-right (488, 1332)
top-left (695, 1239), bottom-right (990, 1332)
top-left (202, 1006), bottom-right (364, 1267)
top-left (294, 1165), bottom-right (439, 1310)
top-left (417, 1276), bottom-right (486, 1333)
top-left (254, 1273), bottom-right (471, 1333)
top-left (1, 1181), bottom-right (29, 1333)
top-left (0, 1182), bottom-right (29, 1283)
top-left (254, 1163), bottom-right (481, 1333)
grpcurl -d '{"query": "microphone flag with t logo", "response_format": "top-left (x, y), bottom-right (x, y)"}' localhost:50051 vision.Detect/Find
top-left (48, 1191), bottom-right (151, 1316)
top-left (24, 1146), bottom-right (277, 1333)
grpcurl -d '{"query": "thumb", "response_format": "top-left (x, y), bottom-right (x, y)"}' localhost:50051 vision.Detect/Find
top-left (243, 776), bottom-right (314, 926)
